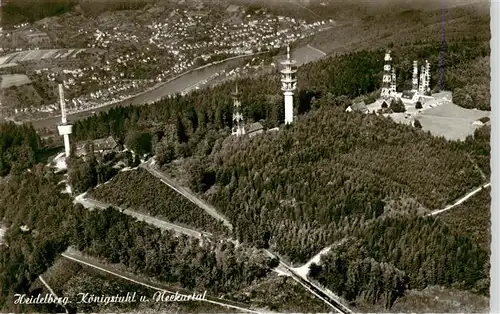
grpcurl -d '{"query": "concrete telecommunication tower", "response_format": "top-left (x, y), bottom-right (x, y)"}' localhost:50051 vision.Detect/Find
top-left (57, 83), bottom-right (73, 158)
top-left (281, 45), bottom-right (297, 125)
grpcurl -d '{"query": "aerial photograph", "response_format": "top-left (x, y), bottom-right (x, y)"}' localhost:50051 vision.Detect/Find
top-left (0, 0), bottom-right (492, 313)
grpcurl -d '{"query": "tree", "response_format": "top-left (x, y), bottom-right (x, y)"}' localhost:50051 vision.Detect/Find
top-left (452, 88), bottom-right (474, 108)
top-left (390, 98), bottom-right (406, 113)
top-left (415, 101), bottom-right (422, 109)
top-left (413, 119), bottom-right (422, 129)
top-left (124, 131), bottom-right (152, 156)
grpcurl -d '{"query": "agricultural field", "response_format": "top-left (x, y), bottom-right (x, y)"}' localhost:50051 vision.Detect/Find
top-left (0, 74), bottom-right (32, 89)
top-left (0, 49), bottom-right (86, 67)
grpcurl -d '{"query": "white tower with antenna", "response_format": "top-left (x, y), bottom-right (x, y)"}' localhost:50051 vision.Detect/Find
top-left (231, 83), bottom-right (245, 136)
top-left (412, 60), bottom-right (419, 91)
top-left (281, 45), bottom-right (297, 125)
top-left (57, 83), bottom-right (73, 158)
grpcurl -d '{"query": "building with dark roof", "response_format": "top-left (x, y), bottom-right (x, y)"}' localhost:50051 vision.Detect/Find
top-left (346, 100), bottom-right (368, 114)
top-left (246, 122), bottom-right (264, 137)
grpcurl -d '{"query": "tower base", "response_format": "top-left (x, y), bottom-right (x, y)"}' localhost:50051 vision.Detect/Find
top-left (284, 92), bottom-right (294, 125)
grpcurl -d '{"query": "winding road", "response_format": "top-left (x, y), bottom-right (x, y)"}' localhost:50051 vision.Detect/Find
top-left (73, 192), bottom-right (211, 240)
top-left (139, 158), bottom-right (233, 230)
top-left (426, 182), bottom-right (491, 216)
top-left (139, 158), bottom-right (350, 313)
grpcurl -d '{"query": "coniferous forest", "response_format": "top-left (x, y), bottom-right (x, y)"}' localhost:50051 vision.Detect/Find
top-left (0, 168), bottom-right (277, 312)
top-left (0, 12), bottom-right (492, 312)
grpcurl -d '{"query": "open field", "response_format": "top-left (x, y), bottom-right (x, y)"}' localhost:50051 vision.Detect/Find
top-left (0, 74), bottom-right (32, 89)
top-left (369, 91), bottom-right (490, 141)
top-left (0, 49), bottom-right (87, 66)
top-left (416, 102), bottom-right (490, 141)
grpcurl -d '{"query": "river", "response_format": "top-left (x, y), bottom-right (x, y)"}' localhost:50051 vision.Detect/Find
top-left (29, 46), bottom-right (327, 130)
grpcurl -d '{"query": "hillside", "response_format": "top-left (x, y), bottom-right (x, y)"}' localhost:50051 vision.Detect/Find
top-left (202, 104), bottom-right (484, 259)
top-left (0, 1), bottom-right (491, 312)
top-left (1, 0), bottom-right (78, 27)
top-left (440, 186), bottom-right (490, 252)
top-left (0, 167), bottom-right (279, 311)
top-left (87, 168), bottom-right (229, 235)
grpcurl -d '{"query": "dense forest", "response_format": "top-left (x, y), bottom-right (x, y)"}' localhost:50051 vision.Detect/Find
top-left (199, 106), bottom-right (487, 260)
top-left (440, 187), bottom-right (491, 252)
top-left (1, 0), bottom-right (78, 26)
top-left (0, 163), bottom-right (277, 311)
top-left (87, 168), bottom-right (229, 236)
top-left (64, 33), bottom-right (491, 309)
top-left (0, 5), bottom-right (492, 310)
top-left (0, 122), bottom-right (41, 176)
top-left (309, 213), bottom-right (489, 308)
top-left (449, 56), bottom-right (490, 110)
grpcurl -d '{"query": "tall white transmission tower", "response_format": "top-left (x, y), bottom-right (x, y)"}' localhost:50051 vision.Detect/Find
top-left (390, 67), bottom-right (397, 95)
top-left (424, 60), bottom-right (431, 93)
top-left (57, 83), bottom-right (73, 158)
top-left (381, 50), bottom-right (394, 99)
top-left (280, 45), bottom-right (297, 125)
top-left (412, 60), bottom-right (419, 91)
